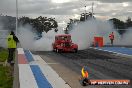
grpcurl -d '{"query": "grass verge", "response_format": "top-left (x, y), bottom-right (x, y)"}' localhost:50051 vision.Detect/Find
top-left (0, 65), bottom-right (13, 88)
top-left (0, 47), bottom-right (13, 88)
top-left (0, 48), bottom-right (8, 62)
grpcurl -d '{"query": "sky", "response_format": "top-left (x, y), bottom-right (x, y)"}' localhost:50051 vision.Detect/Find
top-left (0, 0), bottom-right (132, 26)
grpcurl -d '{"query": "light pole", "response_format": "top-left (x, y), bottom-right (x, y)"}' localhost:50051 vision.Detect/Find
top-left (85, 6), bottom-right (87, 21)
top-left (16, 0), bottom-right (18, 36)
top-left (84, 0), bottom-right (87, 21)
top-left (92, 2), bottom-right (94, 18)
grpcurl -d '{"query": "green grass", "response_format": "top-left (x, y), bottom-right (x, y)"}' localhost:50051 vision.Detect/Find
top-left (0, 48), bottom-right (8, 62)
top-left (0, 48), bottom-right (13, 88)
top-left (0, 66), bottom-right (13, 88)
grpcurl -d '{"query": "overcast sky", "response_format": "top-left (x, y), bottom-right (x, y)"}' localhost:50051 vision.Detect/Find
top-left (0, 0), bottom-right (132, 25)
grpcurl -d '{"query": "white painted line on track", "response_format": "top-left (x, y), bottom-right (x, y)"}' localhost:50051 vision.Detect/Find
top-left (33, 55), bottom-right (71, 88)
top-left (32, 55), bottom-right (59, 65)
top-left (90, 47), bottom-right (132, 57)
top-left (17, 48), bottom-right (24, 54)
top-left (44, 63), bottom-right (59, 65)
top-left (19, 64), bottom-right (38, 88)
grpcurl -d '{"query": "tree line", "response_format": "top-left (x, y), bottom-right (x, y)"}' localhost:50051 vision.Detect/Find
top-left (65, 12), bottom-right (95, 34)
top-left (65, 12), bottom-right (132, 35)
top-left (18, 16), bottom-right (58, 33)
top-left (109, 17), bottom-right (132, 35)
top-left (0, 14), bottom-right (58, 33)
top-left (0, 14), bottom-right (132, 35)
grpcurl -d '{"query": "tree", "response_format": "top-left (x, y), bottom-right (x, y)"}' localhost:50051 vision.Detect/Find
top-left (109, 18), bottom-right (126, 35)
top-left (0, 15), bottom-right (16, 30)
top-left (109, 18), bottom-right (126, 29)
top-left (126, 17), bottom-right (132, 28)
top-left (18, 16), bottom-right (58, 33)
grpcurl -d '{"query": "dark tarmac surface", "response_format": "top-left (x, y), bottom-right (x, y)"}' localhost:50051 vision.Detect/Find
top-left (33, 48), bottom-right (132, 88)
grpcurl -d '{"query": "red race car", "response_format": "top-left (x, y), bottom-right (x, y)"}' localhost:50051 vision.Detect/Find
top-left (52, 34), bottom-right (78, 53)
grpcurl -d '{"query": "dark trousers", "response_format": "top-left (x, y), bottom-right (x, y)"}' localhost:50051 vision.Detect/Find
top-left (7, 48), bottom-right (15, 62)
top-left (110, 39), bottom-right (113, 45)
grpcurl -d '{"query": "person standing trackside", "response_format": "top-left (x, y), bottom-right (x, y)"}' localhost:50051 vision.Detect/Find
top-left (109, 32), bottom-right (114, 45)
top-left (7, 31), bottom-right (19, 64)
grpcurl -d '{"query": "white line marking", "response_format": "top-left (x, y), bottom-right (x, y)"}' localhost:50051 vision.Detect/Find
top-left (19, 64), bottom-right (38, 88)
top-left (17, 48), bottom-right (24, 54)
top-left (90, 47), bottom-right (132, 57)
top-left (33, 55), bottom-right (71, 88)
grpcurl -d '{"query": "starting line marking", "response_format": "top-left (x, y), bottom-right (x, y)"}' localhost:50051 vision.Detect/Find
top-left (30, 65), bottom-right (53, 88)
top-left (34, 55), bottom-right (71, 88)
top-left (19, 64), bottom-right (38, 88)
top-left (18, 48), bottom-right (71, 88)
top-left (90, 47), bottom-right (132, 57)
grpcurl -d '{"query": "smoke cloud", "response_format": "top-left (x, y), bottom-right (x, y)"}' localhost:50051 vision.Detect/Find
top-left (0, 22), bottom-right (10, 48)
top-left (18, 19), bottom-right (114, 51)
top-left (18, 24), bottom-right (64, 51)
top-left (114, 28), bottom-right (132, 45)
top-left (17, 19), bottom-right (132, 51)
top-left (33, 29), bottom-right (64, 51)
top-left (70, 19), bottom-right (114, 50)
top-left (18, 24), bottom-right (35, 50)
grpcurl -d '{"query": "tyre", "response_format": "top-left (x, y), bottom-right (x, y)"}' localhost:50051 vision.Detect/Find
top-left (74, 49), bottom-right (78, 53)
top-left (56, 49), bottom-right (61, 53)
top-left (53, 49), bottom-right (55, 52)
top-left (54, 48), bottom-right (57, 52)
top-left (56, 49), bottom-right (59, 53)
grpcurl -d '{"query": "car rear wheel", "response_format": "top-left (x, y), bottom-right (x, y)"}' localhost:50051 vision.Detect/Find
top-left (53, 49), bottom-right (55, 52)
top-left (74, 49), bottom-right (78, 53)
top-left (56, 49), bottom-right (61, 53)
top-left (56, 49), bottom-right (59, 53)
top-left (54, 48), bottom-right (57, 52)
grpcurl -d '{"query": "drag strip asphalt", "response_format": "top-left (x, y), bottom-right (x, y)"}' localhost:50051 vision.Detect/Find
top-left (33, 48), bottom-right (132, 88)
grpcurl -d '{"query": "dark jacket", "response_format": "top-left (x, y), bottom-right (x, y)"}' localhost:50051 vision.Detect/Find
top-left (10, 31), bottom-right (19, 43)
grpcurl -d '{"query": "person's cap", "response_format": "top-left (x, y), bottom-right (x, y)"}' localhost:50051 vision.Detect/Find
top-left (10, 31), bottom-right (14, 35)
